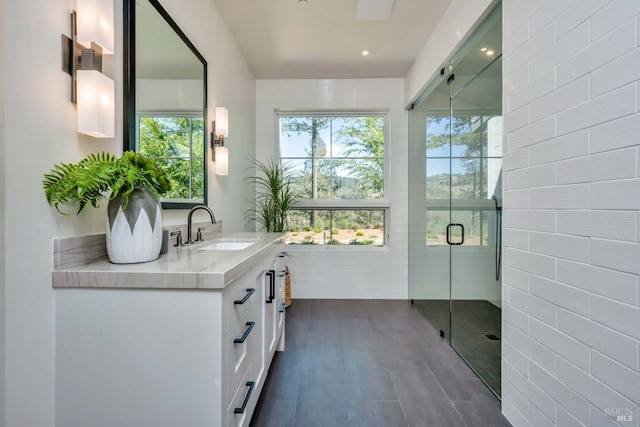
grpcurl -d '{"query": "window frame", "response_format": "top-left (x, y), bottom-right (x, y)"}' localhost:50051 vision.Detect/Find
top-left (275, 110), bottom-right (391, 246)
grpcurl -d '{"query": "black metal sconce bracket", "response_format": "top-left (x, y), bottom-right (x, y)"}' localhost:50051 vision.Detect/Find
top-left (61, 11), bottom-right (103, 103)
top-left (210, 120), bottom-right (224, 161)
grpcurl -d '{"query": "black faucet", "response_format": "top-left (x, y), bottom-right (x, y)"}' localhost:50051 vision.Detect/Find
top-left (186, 205), bottom-right (216, 244)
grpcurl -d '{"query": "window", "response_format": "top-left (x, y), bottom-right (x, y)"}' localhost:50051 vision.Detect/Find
top-left (277, 113), bottom-right (387, 245)
top-left (137, 115), bottom-right (205, 203)
top-left (425, 114), bottom-right (502, 246)
top-left (286, 209), bottom-right (385, 246)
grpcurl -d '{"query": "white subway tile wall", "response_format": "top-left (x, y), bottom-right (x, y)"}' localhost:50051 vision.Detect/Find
top-left (530, 21), bottom-right (589, 81)
top-left (558, 308), bottom-right (638, 372)
top-left (503, 1), bottom-right (640, 426)
top-left (528, 184), bottom-right (590, 210)
top-left (529, 360), bottom-right (591, 425)
top-left (528, 75), bottom-right (589, 123)
top-left (507, 362), bottom-right (558, 419)
top-left (507, 325), bottom-right (557, 373)
top-left (556, 405), bottom-right (587, 427)
top-left (529, 130), bottom-right (589, 166)
top-left (509, 287), bottom-right (557, 327)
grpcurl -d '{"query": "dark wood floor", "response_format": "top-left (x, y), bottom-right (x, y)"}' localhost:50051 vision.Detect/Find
top-left (250, 299), bottom-right (511, 427)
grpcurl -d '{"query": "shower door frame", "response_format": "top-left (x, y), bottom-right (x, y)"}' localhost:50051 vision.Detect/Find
top-left (409, 55), bottom-right (503, 398)
top-left (448, 55), bottom-right (503, 397)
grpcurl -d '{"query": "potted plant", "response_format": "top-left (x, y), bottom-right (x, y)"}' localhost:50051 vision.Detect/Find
top-left (245, 158), bottom-right (297, 232)
top-left (43, 151), bottom-right (171, 264)
top-left (245, 158), bottom-right (297, 308)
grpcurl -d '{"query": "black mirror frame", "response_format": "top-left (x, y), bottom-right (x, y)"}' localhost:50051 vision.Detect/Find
top-left (123, 0), bottom-right (208, 210)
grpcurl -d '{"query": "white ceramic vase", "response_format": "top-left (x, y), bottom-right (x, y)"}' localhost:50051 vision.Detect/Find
top-left (106, 186), bottom-right (162, 264)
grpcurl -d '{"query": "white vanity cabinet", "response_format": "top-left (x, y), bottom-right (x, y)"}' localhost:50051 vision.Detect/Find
top-left (224, 245), bottom-right (285, 427)
top-left (54, 239), bottom-right (286, 427)
top-left (224, 259), bottom-right (265, 427)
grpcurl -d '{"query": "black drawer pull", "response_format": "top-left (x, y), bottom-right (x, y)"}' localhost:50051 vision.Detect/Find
top-left (234, 322), bottom-right (255, 344)
top-left (278, 270), bottom-right (286, 277)
top-left (266, 270), bottom-right (275, 303)
top-left (233, 381), bottom-right (255, 414)
top-left (279, 302), bottom-right (286, 313)
top-left (234, 288), bottom-right (255, 305)
top-left (278, 252), bottom-right (287, 258)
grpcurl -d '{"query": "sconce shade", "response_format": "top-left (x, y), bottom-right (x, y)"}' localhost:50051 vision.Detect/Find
top-left (212, 108), bottom-right (229, 175)
top-left (215, 146), bottom-right (229, 176)
top-left (76, 0), bottom-right (114, 54)
top-left (215, 107), bottom-right (228, 137)
top-left (77, 70), bottom-right (115, 138)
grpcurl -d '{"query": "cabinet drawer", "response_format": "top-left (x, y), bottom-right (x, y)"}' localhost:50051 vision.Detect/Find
top-left (226, 272), bottom-right (256, 334)
top-left (226, 363), bottom-right (260, 427)
top-left (226, 300), bottom-right (261, 402)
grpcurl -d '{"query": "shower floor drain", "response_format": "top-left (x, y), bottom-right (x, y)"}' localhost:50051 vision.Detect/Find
top-left (485, 334), bottom-right (500, 341)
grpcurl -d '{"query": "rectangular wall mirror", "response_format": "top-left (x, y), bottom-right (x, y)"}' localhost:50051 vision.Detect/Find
top-left (124, 0), bottom-right (208, 209)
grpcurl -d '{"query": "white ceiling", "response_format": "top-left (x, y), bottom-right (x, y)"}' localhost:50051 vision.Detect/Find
top-left (211, 0), bottom-right (453, 79)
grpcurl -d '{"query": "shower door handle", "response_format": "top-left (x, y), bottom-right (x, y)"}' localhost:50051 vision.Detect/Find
top-left (446, 223), bottom-right (464, 245)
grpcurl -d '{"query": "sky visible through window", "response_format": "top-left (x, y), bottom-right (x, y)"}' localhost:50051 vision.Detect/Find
top-left (278, 115), bottom-right (385, 200)
top-left (279, 116), bottom-right (382, 180)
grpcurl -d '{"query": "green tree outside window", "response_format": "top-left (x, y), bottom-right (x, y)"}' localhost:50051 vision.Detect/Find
top-left (138, 116), bottom-right (204, 201)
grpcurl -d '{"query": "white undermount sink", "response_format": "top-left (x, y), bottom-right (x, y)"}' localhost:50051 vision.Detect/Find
top-left (198, 240), bottom-right (256, 251)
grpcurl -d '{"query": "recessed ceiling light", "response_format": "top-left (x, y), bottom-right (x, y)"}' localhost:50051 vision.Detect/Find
top-left (485, 49), bottom-right (495, 56)
top-left (362, 49), bottom-right (369, 56)
top-left (298, 0), bottom-right (308, 7)
top-left (480, 47), bottom-right (487, 52)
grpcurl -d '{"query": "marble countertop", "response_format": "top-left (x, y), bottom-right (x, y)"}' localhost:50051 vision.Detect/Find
top-left (53, 232), bottom-right (285, 290)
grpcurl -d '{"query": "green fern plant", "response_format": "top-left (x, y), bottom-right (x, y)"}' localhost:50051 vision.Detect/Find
top-left (245, 158), bottom-right (298, 232)
top-left (43, 151), bottom-right (171, 214)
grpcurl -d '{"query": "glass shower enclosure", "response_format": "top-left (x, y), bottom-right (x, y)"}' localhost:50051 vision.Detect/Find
top-left (408, 4), bottom-right (503, 397)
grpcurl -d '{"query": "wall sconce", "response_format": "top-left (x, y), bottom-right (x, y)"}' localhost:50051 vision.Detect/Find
top-left (62, 0), bottom-right (115, 138)
top-left (211, 107), bottom-right (229, 176)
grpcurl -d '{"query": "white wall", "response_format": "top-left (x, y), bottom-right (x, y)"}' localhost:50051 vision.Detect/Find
top-left (404, 0), bottom-right (496, 105)
top-left (256, 79), bottom-right (408, 299)
top-left (1, 0), bottom-right (254, 425)
top-left (501, 1), bottom-right (640, 426)
top-left (0, 0), bottom-right (6, 424)
top-left (5, 2), bottom-right (103, 424)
